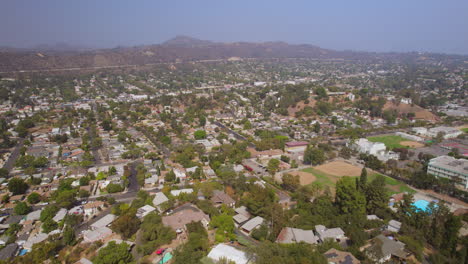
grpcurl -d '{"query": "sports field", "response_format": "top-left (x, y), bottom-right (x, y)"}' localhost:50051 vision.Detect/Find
top-left (367, 135), bottom-right (416, 150)
top-left (297, 162), bottom-right (415, 195)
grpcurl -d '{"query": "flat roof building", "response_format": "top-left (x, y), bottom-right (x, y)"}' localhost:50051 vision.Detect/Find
top-left (428, 156), bottom-right (468, 189)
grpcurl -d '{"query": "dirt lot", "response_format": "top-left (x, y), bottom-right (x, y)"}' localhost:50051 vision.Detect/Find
top-left (288, 171), bottom-right (316, 185)
top-left (400, 141), bottom-right (425, 148)
top-left (314, 160), bottom-right (363, 177)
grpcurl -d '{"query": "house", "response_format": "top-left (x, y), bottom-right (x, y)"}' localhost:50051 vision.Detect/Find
top-left (285, 141), bottom-right (309, 152)
top-left (23, 233), bottom-right (48, 250)
top-left (162, 203), bottom-right (210, 232)
top-left (52, 208), bottom-right (68, 222)
top-left (174, 169), bottom-right (186, 180)
top-left (153, 192), bottom-right (169, 208)
top-left (427, 126), bottom-right (462, 139)
top-left (365, 235), bottom-right (410, 263)
top-left (276, 227), bottom-right (319, 245)
top-left (90, 214), bottom-right (116, 230)
top-left (75, 258), bottom-right (93, 264)
top-left (26, 209), bottom-right (42, 222)
top-left (235, 206), bottom-right (251, 218)
top-left (367, 215), bottom-right (382, 221)
top-left (83, 201), bottom-right (105, 217)
top-left (136, 205), bottom-right (156, 219)
top-left (240, 216), bottom-right (264, 234)
top-left (386, 220), bottom-right (402, 233)
top-left (233, 213), bottom-right (250, 226)
top-left (170, 188), bottom-right (193, 197)
top-left (315, 225), bottom-right (346, 243)
top-left (211, 190), bottom-right (235, 208)
top-left (349, 138), bottom-right (399, 162)
top-left (207, 244), bottom-right (250, 264)
top-left (324, 248), bottom-right (360, 264)
top-left (83, 226), bottom-right (113, 243)
top-left (0, 235), bottom-right (10, 245)
top-left (233, 206), bottom-right (251, 226)
top-left (0, 243), bottom-right (18, 260)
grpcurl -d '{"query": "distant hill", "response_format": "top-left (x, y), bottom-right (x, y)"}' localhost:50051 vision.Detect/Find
top-left (0, 36), bottom-right (466, 73)
top-left (161, 35), bottom-right (215, 47)
top-left (383, 101), bottom-right (439, 122)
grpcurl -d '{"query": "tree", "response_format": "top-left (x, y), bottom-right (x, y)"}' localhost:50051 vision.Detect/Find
top-left (210, 213), bottom-right (235, 242)
top-left (365, 175), bottom-right (388, 214)
top-left (303, 145), bottom-right (326, 165)
top-left (339, 146), bottom-right (352, 159)
top-left (313, 122), bottom-right (321, 133)
top-left (8, 178), bottom-right (29, 195)
top-left (93, 241), bottom-right (133, 264)
top-left (107, 183), bottom-right (124, 193)
top-left (280, 155), bottom-right (290, 163)
top-left (0, 168), bottom-right (9, 178)
top-left (79, 176), bottom-right (90, 186)
top-left (315, 87), bottom-right (328, 100)
top-left (251, 224), bottom-right (269, 241)
top-left (335, 177), bottom-right (366, 215)
top-left (165, 170), bottom-right (176, 182)
top-left (267, 159), bottom-right (280, 175)
top-left (254, 241), bottom-right (327, 264)
top-left (243, 120), bottom-right (252, 130)
top-left (194, 130), bottom-right (207, 140)
top-left (79, 189), bottom-right (90, 198)
top-left (358, 167), bottom-right (367, 190)
top-left (42, 219), bottom-right (58, 233)
top-left (27, 192), bottom-right (41, 204)
top-left (40, 205), bottom-right (59, 222)
top-left (63, 225), bottom-right (76, 246)
top-left (137, 212), bottom-right (176, 255)
top-left (55, 190), bottom-right (76, 209)
top-left (111, 214), bottom-right (141, 239)
top-left (281, 174), bottom-right (300, 192)
top-left (14, 201), bottom-right (31, 215)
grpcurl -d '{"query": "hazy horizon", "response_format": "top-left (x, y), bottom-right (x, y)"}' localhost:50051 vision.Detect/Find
top-left (2, 0), bottom-right (468, 55)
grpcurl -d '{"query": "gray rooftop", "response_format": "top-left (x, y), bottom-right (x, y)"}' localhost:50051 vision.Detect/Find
top-left (429, 156), bottom-right (468, 176)
top-left (241, 216), bottom-right (264, 232)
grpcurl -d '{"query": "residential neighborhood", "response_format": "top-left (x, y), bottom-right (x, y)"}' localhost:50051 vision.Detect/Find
top-left (0, 21), bottom-right (467, 264)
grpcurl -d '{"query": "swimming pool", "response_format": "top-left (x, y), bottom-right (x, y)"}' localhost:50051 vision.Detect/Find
top-left (413, 199), bottom-right (436, 212)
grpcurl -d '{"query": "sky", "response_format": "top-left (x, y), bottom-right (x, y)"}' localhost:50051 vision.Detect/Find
top-left (1, 0), bottom-right (468, 54)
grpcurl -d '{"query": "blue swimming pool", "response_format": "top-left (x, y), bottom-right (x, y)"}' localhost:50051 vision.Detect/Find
top-left (413, 199), bottom-right (436, 212)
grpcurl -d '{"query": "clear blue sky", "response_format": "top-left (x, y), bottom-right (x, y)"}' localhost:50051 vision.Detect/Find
top-left (1, 0), bottom-right (468, 54)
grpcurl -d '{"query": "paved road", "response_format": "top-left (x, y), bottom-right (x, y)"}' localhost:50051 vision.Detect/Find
top-left (2, 138), bottom-right (25, 171)
top-left (127, 161), bottom-right (140, 193)
top-left (213, 121), bottom-right (255, 148)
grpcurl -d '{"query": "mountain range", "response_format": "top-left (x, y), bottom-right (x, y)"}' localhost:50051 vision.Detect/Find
top-left (0, 36), bottom-right (465, 73)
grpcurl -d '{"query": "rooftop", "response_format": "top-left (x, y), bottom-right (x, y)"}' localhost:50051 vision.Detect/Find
top-left (207, 244), bottom-right (249, 264)
top-left (276, 227), bottom-right (319, 244)
top-left (429, 155), bottom-right (468, 176)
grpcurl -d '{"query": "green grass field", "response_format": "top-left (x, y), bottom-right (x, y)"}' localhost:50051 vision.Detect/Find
top-left (461, 128), bottom-right (468, 133)
top-left (301, 168), bottom-right (415, 195)
top-left (367, 135), bottom-right (408, 150)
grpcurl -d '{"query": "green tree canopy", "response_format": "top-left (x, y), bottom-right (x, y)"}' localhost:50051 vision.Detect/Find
top-left (8, 178), bottom-right (29, 195)
top-left (93, 241), bottom-right (133, 264)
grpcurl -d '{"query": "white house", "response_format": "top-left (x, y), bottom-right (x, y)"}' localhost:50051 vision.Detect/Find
top-left (349, 138), bottom-right (399, 162)
top-left (170, 188), bottom-right (193, 197)
top-left (207, 244), bottom-right (250, 264)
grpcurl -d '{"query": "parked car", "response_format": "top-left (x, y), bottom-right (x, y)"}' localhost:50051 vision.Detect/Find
top-left (155, 248), bottom-right (166, 255)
